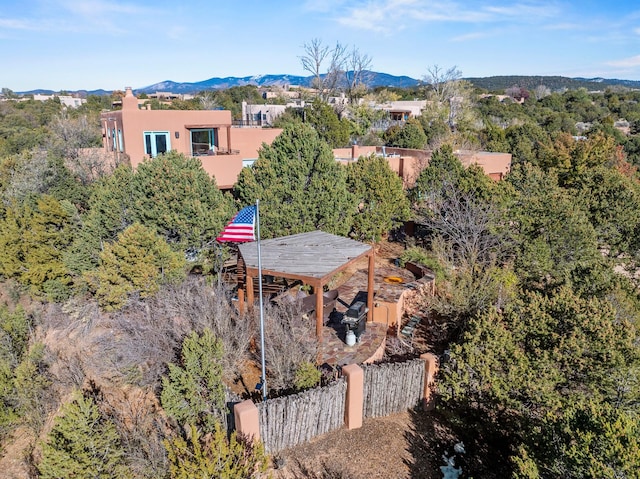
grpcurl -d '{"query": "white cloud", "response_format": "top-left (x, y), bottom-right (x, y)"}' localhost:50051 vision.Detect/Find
top-left (451, 31), bottom-right (493, 42)
top-left (335, 0), bottom-right (562, 32)
top-left (606, 55), bottom-right (640, 68)
top-left (483, 2), bottom-right (559, 19)
top-left (0, 17), bottom-right (40, 31)
top-left (544, 22), bottom-right (581, 31)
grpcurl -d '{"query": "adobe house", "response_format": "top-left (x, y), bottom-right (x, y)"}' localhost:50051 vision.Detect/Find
top-left (334, 145), bottom-right (512, 186)
top-left (100, 87), bottom-right (282, 189)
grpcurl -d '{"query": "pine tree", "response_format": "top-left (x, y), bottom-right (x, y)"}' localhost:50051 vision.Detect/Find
top-left (161, 329), bottom-right (226, 434)
top-left (165, 423), bottom-right (268, 479)
top-left (86, 222), bottom-right (185, 311)
top-left (346, 153), bottom-right (410, 241)
top-left (234, 122), bottom-right (356, 238)
top-left (130, 151), bottom-right (233, 251)
top-left (38, 393), bottom-right (131, 479)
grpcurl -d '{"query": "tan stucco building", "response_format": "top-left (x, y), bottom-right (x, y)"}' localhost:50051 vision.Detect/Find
top-left (100, 87), bottom-right (282, 189)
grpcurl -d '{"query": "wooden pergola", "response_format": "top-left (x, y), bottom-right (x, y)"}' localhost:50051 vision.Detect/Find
top-left (237, 230), bottom-right (375, 342)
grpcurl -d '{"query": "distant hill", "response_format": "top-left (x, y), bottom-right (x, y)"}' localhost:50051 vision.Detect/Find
top-left (465, 75), bottom-right (640, 92)
top-left (15, 72), bottom-right (640, 96)
top-left (136, 72), bottom-right (640, 95)
top-left (136, 71), bottom-right (422, 94)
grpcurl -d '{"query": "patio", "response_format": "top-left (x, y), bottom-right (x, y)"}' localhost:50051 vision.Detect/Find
top-left (234, 231), bottom-right (435, 366)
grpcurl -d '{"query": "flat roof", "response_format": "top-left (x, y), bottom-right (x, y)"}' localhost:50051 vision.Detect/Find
top-left (238, 230), bottom-right (372, 282)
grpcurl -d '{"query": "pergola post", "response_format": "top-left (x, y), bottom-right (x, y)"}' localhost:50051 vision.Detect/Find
top-left (367, 250), bottom-right (375, 322)
top-left (246, 271), bottom-right (254, 309)
top-left (314, 281), bottom-right (324, 342)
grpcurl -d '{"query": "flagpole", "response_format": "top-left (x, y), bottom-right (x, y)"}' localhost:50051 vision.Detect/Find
top-left (256, 199), bottom-right (267, 401)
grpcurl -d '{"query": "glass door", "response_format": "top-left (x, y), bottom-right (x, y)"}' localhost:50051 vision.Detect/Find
top-left (143, 131), bottom-right (170, 157)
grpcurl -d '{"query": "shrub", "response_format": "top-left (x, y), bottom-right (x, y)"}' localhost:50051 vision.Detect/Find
top-left (160, 329), bottom-right (226, 434)
top-left (294, 361), bottom-right (322, 391)
top-left (165, 423), bottom-right (268, 479)
top-left (399, 247), bottom-right (447, 282)
top-left (38, 393), bottom-right (130, 479)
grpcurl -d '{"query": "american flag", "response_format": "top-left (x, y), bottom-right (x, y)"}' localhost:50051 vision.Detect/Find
top-left (216, 205), bottom-right (256, 242)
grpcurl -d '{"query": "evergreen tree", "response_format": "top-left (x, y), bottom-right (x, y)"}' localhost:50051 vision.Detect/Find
top-left (234, 123), bottom-right (356, 238)
top-left (65, 165), bottom-right (135, 274)
top-left (383, 118), bottom-right (428, 149)
top-left (303, 99), bottom-right (351, 148)
top-left (161, 329), bottom-right (226, 434)
top-left (346, 153), bottom-right (410, 241)
top-left (0, 203), bottom-right (24, 279)
top-left (440, 285), bottom-right (640, 477)
top-left (0, 195), bottom-right (76, 301)
top-left (131, 151), bottom-right (233, 253)
top-left (38, 393), bottom-right (130, 479)
top-left (0, 305), bottom-right (32, 440)
top-left (165, 423), bottom-right (268, 479)
top-left (21, 195), bottom-right (76, 301)
top-left (506, 164), bottom-right (602, 292)
top-left (86, 223), bottom-right (185, 311)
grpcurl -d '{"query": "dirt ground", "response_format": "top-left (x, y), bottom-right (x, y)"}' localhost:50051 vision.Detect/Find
top-left (262, 240), bottom-right (451, 478)
top-left (0, 240), bottom-right (453, 479)
top-left (269, 408), bottom-right (451, 479)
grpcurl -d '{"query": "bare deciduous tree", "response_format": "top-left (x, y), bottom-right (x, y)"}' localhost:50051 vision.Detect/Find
top-left (344, 47), bottom-right (373, 103)
top-left (47, 112), bottom-right (119, 184)
top-left (300, 39), bottom-right (347, 101)
top-left (1, 149), bottom-right (53, 205)
top-left (197, 91), bottom-right (218, 110)
top-left (257, 301), bottom-right (318, 392)
top-left (532, 84), bottom-right (551, 101)
top-left (423, 65), bottom-right (462, 104)
top-left (415, 180), bottom-right (508, 269)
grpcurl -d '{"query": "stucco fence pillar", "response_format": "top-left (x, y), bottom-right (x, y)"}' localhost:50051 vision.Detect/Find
top-left (420, 353), bottom-right (439, 411)
top-left (342, 364), bottom-right (364, 430)
top-left (234, 399), bottom-right (260, 442)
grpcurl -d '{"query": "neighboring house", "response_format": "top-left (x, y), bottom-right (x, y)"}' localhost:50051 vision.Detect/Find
top-left (372, 100), bottom-right (428, 121)
top-left (240, 100), bottom-right (307, 127)
top-left (100, 87), bottom-right (282, 189)
top-left (33, 93), bottom-right (86, 108)
top-left (147, 91), bottom-right (195, 101)
top-left (455, 150), bottom-right (511, 181)
top-left (614, 119), bottom-right (631, 135)
top-left (334, 145), bottom-right (511, 186)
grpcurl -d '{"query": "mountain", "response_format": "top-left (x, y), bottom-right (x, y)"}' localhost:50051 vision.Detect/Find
top-left (137, 73), bottom-right (640, 95)
top-left (464, 75), bottom-right (640, 92)
top-left (136, 71), bottom-right (422, 94)
top-left (15, 72), bottom-right (640, 96)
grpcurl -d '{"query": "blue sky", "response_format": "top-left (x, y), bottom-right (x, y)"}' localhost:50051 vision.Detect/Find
top-left (2, 0), bottom-right (640, 92)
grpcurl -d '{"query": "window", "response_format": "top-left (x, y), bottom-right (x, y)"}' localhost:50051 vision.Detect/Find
top-left (144, 131), bottom-right (170, 157)
top-left (190, 129), bottom-right (217, 156)
top-left (117, 129), bottom-right (123, 152)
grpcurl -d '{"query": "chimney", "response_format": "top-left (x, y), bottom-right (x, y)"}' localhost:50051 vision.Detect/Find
top-left (122, 86), bottom-right (138, 110)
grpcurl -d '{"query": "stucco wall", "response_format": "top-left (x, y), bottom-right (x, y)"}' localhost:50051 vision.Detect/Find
top-left (101, 101), bottom-right (282, 189)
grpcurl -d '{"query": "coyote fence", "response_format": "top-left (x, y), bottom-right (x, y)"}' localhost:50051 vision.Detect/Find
top-left (362, 358), bottom-right (425, 418)
top-left (257, 378), bottom-right (347, 453)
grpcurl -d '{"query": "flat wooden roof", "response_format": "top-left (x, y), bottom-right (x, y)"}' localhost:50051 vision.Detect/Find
top-left (238, 230), bottom-right (371, 283)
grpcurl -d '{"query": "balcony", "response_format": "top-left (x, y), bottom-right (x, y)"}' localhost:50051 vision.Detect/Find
top-left (192, 143), bottom-right (240, 156)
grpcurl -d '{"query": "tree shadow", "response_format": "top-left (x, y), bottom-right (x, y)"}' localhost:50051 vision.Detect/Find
top-left (404, 406), bottom-right (514, 479)
top-left (274, 458), bottom-right (351, 478)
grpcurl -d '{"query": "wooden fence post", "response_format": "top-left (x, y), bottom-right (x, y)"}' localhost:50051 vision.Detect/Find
top-left (234, 399), bottom-right (260, 441)
top-left (420, 353), bottom-right (439, 411)
top-left (343, 364), bottom-right (364, 430)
